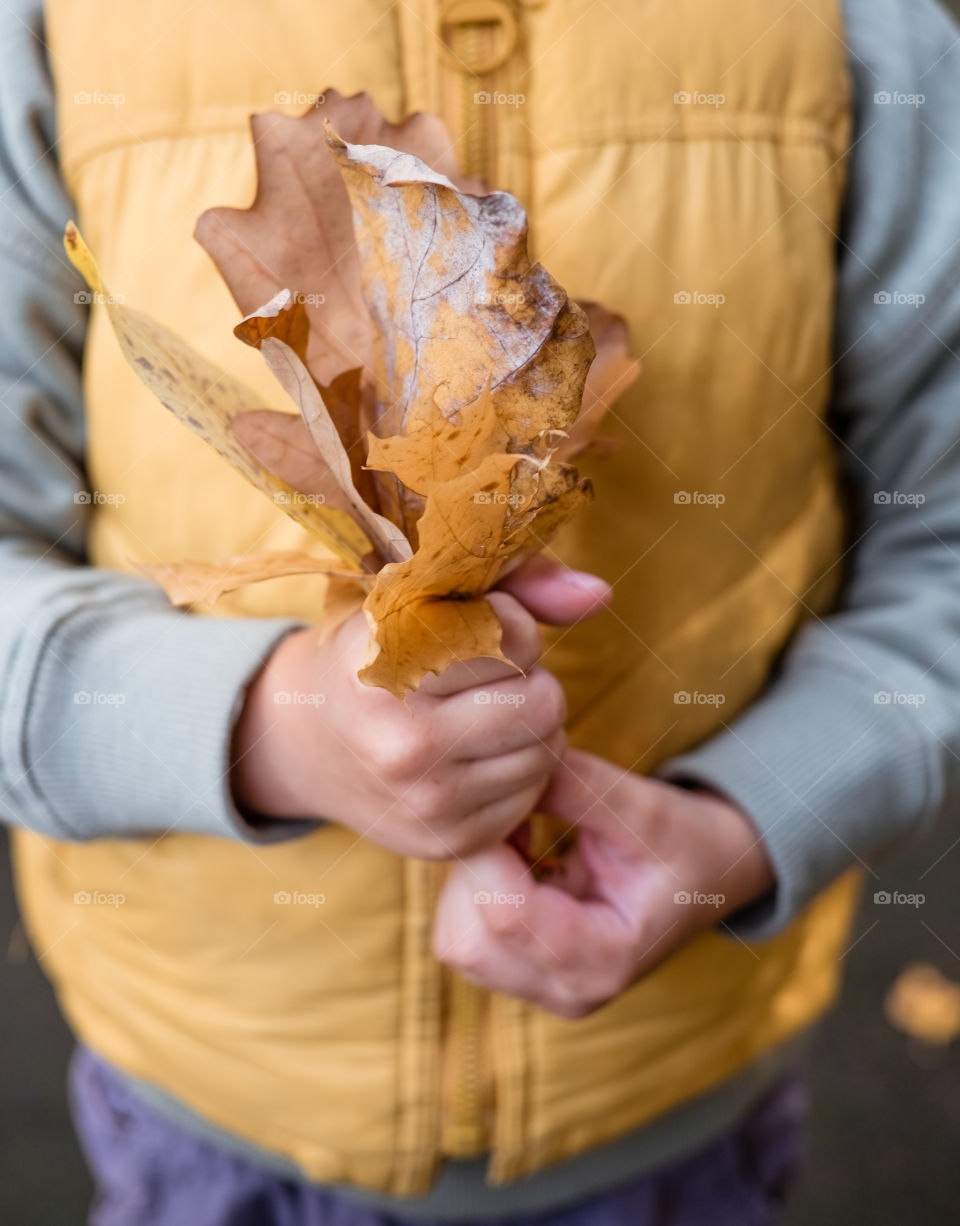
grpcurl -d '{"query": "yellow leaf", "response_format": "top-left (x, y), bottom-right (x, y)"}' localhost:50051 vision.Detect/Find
top-left (359, 384), bottom-right (592, 696)
top-left (137, 552), bottom-right (369, 607)
top-left (364, 381), bottom-right (511, 496)
top-left (79, 89), bottom-right (639, 697)
top-left (557, 301), bottom-right (641, 462)
top-left (360, 450), bottom-right (521, 697)
top-left (195, 88), bottom-right (485, 389)
top-left (326, 124), bottom-right (596, 542)
top-left (885, 962), bottom-right (960, 1046)
top-left (232, 292), bottom-right (411, 565)
top-left (63, 223), bottom-right (372, 571)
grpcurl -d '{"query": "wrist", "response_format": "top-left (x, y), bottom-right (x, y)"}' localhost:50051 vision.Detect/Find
top-left (230, 627), bottom-right (322, 821)
top-left (686, 785), bottom-right (776, 916)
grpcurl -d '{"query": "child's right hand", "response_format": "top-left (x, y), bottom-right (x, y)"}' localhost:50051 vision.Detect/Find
top-left (231, 562), bottom-right (611, 859)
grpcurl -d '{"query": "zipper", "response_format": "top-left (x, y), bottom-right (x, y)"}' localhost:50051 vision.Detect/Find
top-left (444, 970), bottom-right (490, 1154)
top-left (438, 14), bottom-right (500, 1158)
top-left (450, 21), bottom-right (496, 181)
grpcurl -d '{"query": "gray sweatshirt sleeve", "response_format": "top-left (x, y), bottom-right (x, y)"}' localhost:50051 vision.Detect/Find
top-left (662, 0), bottom-right (960, 937)
top-left (0, 0), bottom-right (306, 841)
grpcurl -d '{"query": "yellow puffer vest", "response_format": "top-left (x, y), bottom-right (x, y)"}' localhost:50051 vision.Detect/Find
top-left (15, 0), bottom-right (859, 1195)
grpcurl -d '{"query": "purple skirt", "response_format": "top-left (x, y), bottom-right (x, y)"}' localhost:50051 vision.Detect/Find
top-left (69, 1047), bottom-right (806, 1226)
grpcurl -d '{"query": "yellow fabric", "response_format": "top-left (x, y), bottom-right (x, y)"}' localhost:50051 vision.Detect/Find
top-left (15, 0), bottom-right (860, 1194)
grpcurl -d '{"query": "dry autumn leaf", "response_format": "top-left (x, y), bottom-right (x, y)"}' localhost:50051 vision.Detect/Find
top-left (63, 223), bottom-right (372, 574)
top-left (885, 963), bottom-right (960, 1047)
top-left (195, 89), bottom-right (638, 518)
top-left (194, 89), bottom-right (485, 389)
top-left (138, 551), bottom-right (369, 608)
top-left (326, 126), bottom-right (595, 442)
top-left (321, 128), bottom-right (603, 692)
top-left (233, 291), bottom-right (411, 565)
top-left (67, 92), bottom-right (640, 697)
top-left (558, 302), bottom-right (640, 462)
top-left (361, 386), bottom-right (523, 694)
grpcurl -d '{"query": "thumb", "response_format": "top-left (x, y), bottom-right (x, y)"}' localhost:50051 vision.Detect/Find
top-left (497, 556), bottom-right (611, 625)
top-left (433, 843), bottom-right (532, 954)
top-left (538, 748), bottom-right (639, 837)
top-left (538, 750), bottom-right (654, 906)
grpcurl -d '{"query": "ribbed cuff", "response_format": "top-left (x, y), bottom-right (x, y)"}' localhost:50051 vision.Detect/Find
top-left (8, 584), bottom-right (309, 842)
top-left (659, 658), bottom-right (936, 940)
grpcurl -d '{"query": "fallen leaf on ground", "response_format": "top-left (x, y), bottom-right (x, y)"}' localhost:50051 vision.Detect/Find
top-left (885, 963), bottom-right (960, 1046)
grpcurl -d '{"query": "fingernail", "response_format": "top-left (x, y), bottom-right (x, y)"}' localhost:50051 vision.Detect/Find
top-left (559, 570), bottom-right (611, 596)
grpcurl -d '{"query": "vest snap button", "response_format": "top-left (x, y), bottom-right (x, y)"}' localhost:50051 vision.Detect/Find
top-left (439, 0), bottom-right (519, 74)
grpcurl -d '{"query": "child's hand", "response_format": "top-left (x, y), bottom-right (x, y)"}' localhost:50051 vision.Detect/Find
top-left (231, 563), bottom-right (610, 859)
top-left (432, 748), bottom-right (776, 1017)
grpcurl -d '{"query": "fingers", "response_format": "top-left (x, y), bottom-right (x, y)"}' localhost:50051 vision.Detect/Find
top-left (538, 748), bottom-right (639, 833)
top-left (441, 668), bottom-right (567, 758)
top-left (497, 556), bottom-right (612, 626)
top-left (458, 730), bottom-right (566, 809)
top-left (419, 592), bottom-right (540, 697)
top-left (455, 781), bottom-right (551, 855)
top-left (433, 850), bottom-right (627, 1017)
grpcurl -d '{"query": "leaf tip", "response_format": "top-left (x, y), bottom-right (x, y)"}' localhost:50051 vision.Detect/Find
top-left (323, 119), bottom-right (346, 153)
top-left (63, 221), bottom-right (104, 294)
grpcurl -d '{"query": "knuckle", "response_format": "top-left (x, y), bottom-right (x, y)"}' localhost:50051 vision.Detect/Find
top-left (442, 823), bottom-right (477, 858)
top-left (527, 671), bottom-right (567, 731)
top-left (417, 832), bottom-right (459, 861)
top-left (546, 727), bottom-right (568, 761)
top-left (410, 778), bottom-right (454, 828)
top-left (484, 901), bottom-right (528, 941)
top-left (553, 996), bottom-right (596, 1021)
top-left (550, 976), bottom-right (602, 1020)
top-left (370, 723), bottom-right (430, 780)
top-left (451, 935), bottom-right (486, 975)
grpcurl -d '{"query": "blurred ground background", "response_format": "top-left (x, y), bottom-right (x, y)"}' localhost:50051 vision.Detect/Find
top-left (3, 813), bottom-right (960, 1224)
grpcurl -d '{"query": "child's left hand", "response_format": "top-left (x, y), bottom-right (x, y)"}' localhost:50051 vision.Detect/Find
top-left (432, 748), bottom-right (776, 1018)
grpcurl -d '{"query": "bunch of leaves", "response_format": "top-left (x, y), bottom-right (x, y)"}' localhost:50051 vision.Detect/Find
top-left (65, 90), bottom-right (638, 697)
